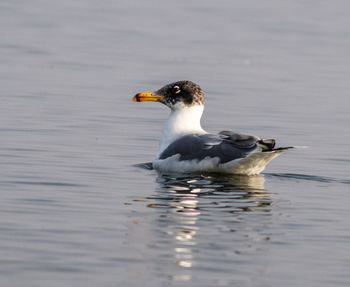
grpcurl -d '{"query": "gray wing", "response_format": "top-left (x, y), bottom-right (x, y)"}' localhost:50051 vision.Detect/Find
top-left (159, 131), bottom-right (268, 164)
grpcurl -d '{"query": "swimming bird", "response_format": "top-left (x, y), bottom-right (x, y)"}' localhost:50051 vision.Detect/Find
top-left (133, 80), bottom-right (293, 175)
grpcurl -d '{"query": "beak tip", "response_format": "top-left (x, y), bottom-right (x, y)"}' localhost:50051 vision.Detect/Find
top-left (133, 93), bottom-right (141, 102)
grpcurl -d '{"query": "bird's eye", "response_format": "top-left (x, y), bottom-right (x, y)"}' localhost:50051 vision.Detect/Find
top-left (172, 85), bottom-right (181, 94)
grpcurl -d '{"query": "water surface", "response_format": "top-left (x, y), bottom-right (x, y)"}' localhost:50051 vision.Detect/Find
top-left (1, 0), bottom-right (349, 286)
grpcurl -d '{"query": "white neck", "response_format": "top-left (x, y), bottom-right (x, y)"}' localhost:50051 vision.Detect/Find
top-left (156, 105), bottom-right (206, 158)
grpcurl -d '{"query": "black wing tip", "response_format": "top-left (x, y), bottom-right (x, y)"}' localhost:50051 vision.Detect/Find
top-left (261, 146), bottom-right (295, 153)
top-left (257, 139), bottom-right (276, 151)
top-left (272, 146), bottom-right (295, 151)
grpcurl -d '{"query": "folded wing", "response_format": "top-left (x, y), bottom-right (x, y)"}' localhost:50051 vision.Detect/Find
top-left (159, 131), bottom-right (263, 164)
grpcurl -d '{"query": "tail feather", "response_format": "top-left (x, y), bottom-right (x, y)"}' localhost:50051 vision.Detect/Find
top-left (221, 148), bottom-right (291, 175)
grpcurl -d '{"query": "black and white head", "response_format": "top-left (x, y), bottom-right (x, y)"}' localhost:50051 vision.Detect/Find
top-left (133, 80), bottom-right (205, 110)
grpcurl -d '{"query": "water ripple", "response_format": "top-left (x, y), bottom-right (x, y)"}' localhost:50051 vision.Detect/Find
top-left (1, 181), bottom-right (86, 187)
top-left (266, 173), bottom-right (350, 185)
top-left (135, 162), bottom-right (350, 185)
top-left (128, 173), bottom-right (275, 280)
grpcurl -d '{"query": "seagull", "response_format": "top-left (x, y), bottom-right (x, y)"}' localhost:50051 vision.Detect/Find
top-left (133, 80), bottom-right (293, 175)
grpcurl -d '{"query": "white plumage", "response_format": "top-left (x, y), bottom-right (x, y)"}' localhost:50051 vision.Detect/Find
top-left (156, 104), bottom-right (206, 158)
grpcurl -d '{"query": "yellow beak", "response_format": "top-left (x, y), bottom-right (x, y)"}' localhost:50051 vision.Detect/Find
top-left (133, 92), bottom-right (163, 102)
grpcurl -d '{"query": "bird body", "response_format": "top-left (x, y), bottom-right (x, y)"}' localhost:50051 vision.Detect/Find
top-left (133, 80), bottom-right (293, 175)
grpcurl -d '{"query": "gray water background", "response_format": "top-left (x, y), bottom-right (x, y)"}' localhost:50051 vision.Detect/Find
top-left (1, 0), bottom-right (350, 286)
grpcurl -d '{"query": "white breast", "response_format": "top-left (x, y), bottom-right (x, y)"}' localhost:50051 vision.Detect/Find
top-left (156, 104), bottom-right (206, 159)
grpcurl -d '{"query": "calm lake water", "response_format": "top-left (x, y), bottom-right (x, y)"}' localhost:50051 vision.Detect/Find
top-left (1, 0), bottom-right (349, 286)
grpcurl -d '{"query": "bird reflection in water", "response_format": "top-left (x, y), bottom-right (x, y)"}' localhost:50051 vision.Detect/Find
top-left (146, 173), bottom-right (271, 281)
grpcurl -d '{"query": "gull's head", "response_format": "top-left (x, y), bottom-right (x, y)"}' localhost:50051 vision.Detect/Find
top-left (133, 80), bottom-right (205, 110)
